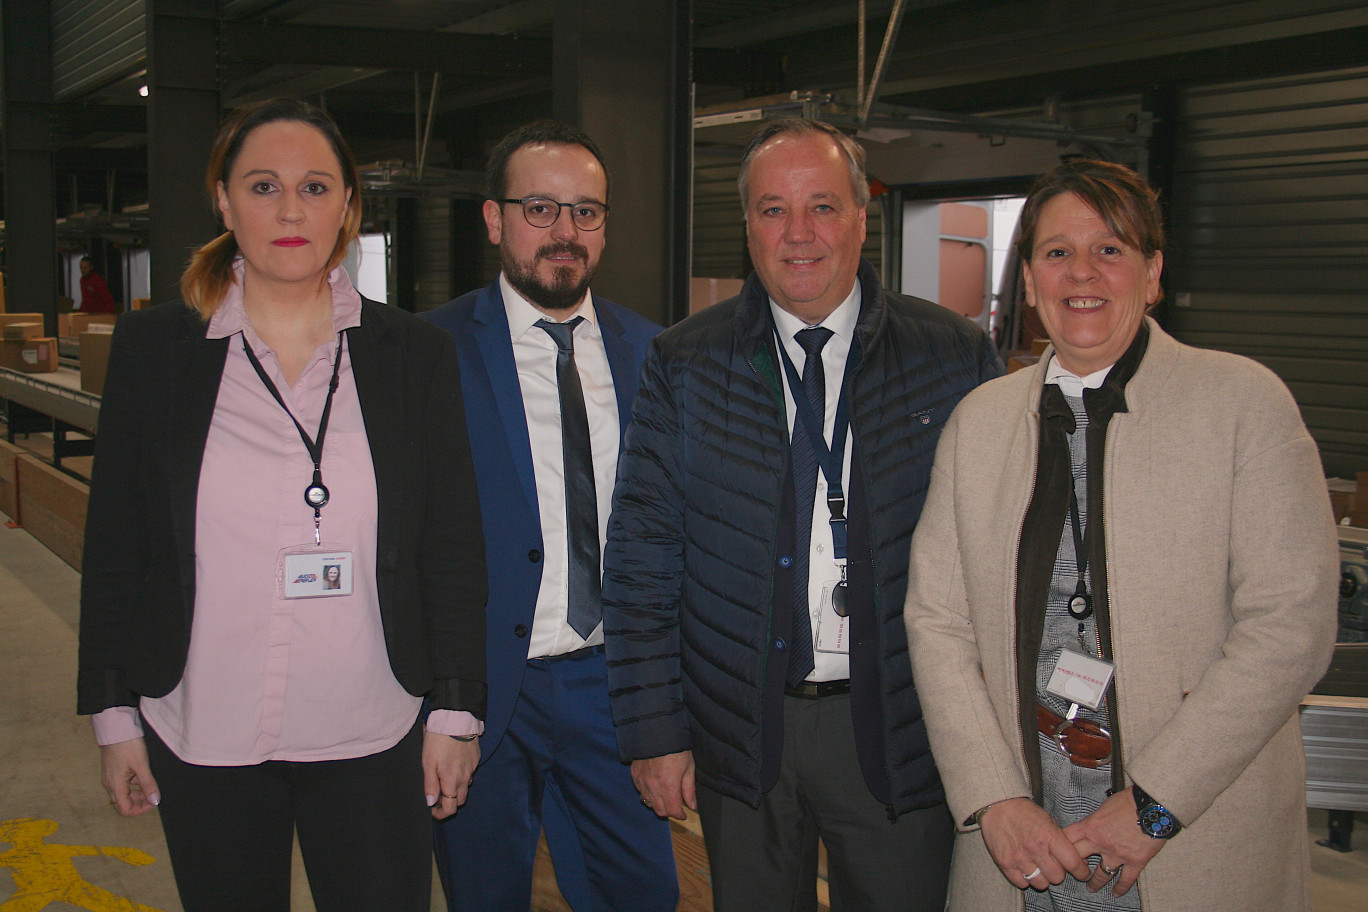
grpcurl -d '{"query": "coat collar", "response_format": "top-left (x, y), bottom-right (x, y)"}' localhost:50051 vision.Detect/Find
top-left (1026, 316), bottom-right (1176, 420)
top-left (733, 257), bottom-right (888, 357)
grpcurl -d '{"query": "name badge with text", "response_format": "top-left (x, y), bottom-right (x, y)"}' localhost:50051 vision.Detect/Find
top-left (814, 580), bottom-right (849, 654)
top-left (277, 545), bottom-right (355, 599)
top-left (1045, 647), bottom-right (1115, 711)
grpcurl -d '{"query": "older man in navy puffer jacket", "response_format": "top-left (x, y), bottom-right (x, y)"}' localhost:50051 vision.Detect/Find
top-left (603, 117), bottom-right (1004, 912)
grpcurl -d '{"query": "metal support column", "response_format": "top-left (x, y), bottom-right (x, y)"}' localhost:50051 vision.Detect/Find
top-left (2, 0), bottom-right (59, 335)
top-left (146, 1), bottom-right (222, 304)
top-left (552, 0), bottom-right (691, 326)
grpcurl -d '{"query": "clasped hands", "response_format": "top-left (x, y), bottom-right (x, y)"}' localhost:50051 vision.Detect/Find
top-left (980, 794), bottom-right (1165, 897)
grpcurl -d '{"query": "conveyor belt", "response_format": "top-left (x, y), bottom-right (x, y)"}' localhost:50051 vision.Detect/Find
top-left (0, 366), bottom-right (101, 433)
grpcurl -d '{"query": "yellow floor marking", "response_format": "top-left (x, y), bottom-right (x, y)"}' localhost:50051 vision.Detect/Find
top-left (0, 818), bottom-right (166, 912)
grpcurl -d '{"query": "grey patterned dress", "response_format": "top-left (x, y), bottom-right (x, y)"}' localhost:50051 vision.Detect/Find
top-left (1024, 390), bottom-right (1141, 912)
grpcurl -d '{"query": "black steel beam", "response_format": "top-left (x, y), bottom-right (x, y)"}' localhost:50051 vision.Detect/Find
top-left (889, 26), bottom-right (1368, 113)
top-left (146, 0), bottom-right (222, 305)
top-left (552, 0), bottom-right (691, 327)
top-left (2, 0), bottom-right (59, 334)
top-left (219, 20), bottom-right (537, 78)
top-left (54, 103), bottom-right (148, 137)
top-left (694, 47), bottom-right (786, 96)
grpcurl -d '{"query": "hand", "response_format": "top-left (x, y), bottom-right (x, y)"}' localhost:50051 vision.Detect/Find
top-left (100, 738), bottom-right (160, 817)
top-left (1063, 789), bottom-right (1166, 897)
top-left (979, 797), bottom-right (1090, 891)
top-left (630, 751), bottom-right (695, 820)
top-left (422, 729), bottom-right (480, 820)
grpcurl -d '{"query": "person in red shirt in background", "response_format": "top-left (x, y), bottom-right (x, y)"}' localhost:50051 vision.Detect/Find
top-left (78, 256), bottom-right (118, 313)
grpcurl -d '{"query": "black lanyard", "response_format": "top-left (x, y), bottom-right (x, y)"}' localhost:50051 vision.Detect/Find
top-left (773, 327), bottom-right (856, 563)
top-left (1066, 482), bottom-right (1092, 621)
top-left (242, 331), bottom-right (345, 544)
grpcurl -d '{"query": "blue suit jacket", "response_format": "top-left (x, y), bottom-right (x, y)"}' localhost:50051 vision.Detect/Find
top-left (422, 281), bottom-right (660, 753)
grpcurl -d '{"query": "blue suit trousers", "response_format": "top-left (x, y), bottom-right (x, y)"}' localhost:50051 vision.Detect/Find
top-left (433, 646), bottom-right (678, 911)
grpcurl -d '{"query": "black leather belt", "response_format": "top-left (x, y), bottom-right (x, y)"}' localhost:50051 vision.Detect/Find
top-left (784, 679), bottom-right (851, 699)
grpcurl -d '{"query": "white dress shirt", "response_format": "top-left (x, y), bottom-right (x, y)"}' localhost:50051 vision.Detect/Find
top-left (1044, 355), bottom-right (1112, 396)
top-left (501, 274), bottom-right (620, 659)
top-left (770, 283), bottom-right (861, 683)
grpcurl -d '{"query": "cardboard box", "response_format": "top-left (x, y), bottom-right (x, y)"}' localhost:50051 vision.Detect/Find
top-left (0, 337), bottom-right (58, 373)
top-left (1350, 472), bottom-right (1368, 529)
top-left (2, 322), bottom-right (43, 341)
top-left (0, 438), bottom-right (22, 521)
top-left (16, 454), bottom-right (89, 570)
top-left (58, 312), bottom-right (118, 338)
top-left (79, 330), bottom-right (115, 395)
top-left (0, 312), bottom-right (46, 331)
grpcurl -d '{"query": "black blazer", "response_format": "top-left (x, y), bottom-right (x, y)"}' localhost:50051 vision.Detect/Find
top-left (77, 299), bottom-right (487, 719)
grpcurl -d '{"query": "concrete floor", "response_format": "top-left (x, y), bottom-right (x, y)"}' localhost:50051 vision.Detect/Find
top-left (2, 513), bottom-right (1367, 911)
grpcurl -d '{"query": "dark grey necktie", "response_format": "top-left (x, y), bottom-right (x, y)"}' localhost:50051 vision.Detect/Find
top-left (787, 326), bottom-right (834, 686)
top-left (536, 317), bottom-right (601, 639)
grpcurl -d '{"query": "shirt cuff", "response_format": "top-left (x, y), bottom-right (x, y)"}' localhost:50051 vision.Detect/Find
top-left (91, 706), bottom-right (143, 746)
top-left (425, 709), bottom-right (484, 739)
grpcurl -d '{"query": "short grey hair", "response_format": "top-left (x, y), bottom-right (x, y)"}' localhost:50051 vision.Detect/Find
top-left (737, 118), bottom-right (871, 212)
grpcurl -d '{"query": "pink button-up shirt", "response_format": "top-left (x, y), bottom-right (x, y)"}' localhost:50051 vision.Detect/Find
top-left (92, 264), bottom-right (478, 762)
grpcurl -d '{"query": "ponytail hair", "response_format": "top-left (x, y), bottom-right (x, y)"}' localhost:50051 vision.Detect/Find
top-left (180, 98), bottom-right (362, 319)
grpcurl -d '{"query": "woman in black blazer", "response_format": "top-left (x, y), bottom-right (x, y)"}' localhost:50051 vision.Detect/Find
top-left (78, 98), bottom-right (487, 912)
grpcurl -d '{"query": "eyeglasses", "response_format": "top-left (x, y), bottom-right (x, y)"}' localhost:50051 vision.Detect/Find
top-left (499, 197), bottom-right (609, 231)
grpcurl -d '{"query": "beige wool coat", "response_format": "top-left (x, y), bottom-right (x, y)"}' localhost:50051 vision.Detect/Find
top-left (904, 321), bottom-right (1338, 912)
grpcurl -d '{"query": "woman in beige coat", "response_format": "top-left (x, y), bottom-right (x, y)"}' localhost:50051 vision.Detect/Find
top-left (904, 159), bottom-right (1337, 912)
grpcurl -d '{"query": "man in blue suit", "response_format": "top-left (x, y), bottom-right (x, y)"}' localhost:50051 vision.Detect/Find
top-left (422, 121), bottom-right (678, 912)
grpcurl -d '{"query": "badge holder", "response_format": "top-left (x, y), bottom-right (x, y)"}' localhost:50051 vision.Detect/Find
top-left (277, 544), bottom-right (356, 599)
top-left (815, 561), bottom-right (849, 654)
top-left (1046, 646), bottom-right (1115, 712)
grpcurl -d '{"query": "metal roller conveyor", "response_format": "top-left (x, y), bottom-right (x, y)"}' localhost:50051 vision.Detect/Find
top-left (1303, 528), bottom-right (1368, 852)
top-left (0, 367), bottom-right (101, 470)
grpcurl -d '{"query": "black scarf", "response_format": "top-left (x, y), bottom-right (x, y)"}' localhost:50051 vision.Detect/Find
top-left (1014, 322), bottom-right (1150, 798)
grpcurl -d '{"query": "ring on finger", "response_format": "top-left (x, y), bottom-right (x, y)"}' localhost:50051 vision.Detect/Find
top-left (1022, 866), bottom-right (1042, 880)
top-left (442, 793), bottom-right (459, 799)
top-left (1098, 862), bottom-right (1120, 878)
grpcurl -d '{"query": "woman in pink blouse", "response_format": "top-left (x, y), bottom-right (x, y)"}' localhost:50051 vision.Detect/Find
top-left (78, 98), bottom-right (487, 912)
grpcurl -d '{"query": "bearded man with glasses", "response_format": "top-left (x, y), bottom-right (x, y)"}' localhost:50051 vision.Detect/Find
top-left (422, 120), bottom-right (677, 912)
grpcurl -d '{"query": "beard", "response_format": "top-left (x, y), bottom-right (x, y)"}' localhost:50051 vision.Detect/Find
top-left (502, 241), bottom-right (595, 312)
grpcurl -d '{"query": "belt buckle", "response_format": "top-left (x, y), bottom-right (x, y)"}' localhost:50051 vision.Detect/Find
top-left (1049, 716), bottom-right (1113, 768)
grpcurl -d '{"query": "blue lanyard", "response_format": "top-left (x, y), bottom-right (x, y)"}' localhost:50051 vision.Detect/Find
top-left (773, 326), bottom-right (856, 562)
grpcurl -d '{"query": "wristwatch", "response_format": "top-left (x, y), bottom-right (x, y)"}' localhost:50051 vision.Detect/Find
top-left (1132, 784), bottom-right (1181, 839)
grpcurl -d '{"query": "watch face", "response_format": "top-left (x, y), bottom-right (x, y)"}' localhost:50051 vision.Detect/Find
top-left (1139, 804), bottom-right (1177, 839)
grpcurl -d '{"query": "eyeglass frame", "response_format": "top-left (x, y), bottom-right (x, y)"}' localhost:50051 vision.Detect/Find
top-left (498, 197), bottom-right (610, 231)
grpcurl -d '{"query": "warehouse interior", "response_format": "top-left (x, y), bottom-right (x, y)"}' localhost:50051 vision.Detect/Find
top-left (2, 1), bottom-right (1367, 909)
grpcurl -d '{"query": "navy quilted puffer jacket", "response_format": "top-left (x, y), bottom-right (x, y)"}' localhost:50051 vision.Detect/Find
top-left (603, 260), bottom-right (1003, 814)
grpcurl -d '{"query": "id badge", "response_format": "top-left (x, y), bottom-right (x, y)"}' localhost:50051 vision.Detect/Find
top-left (1045, 646), bottom-right (1115, 711)
top-left (277, 544), bottom-right (355, 599)
top-left (814, 580), bottom-right (849, 654)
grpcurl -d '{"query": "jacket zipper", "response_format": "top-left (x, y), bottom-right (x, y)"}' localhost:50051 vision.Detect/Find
top-left (1014, 408), bottom-right (1042, 795)
top-left (745, 346), bottom-right (783, 701)
top-left (1094, 419), bottom-right (1124, 794)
